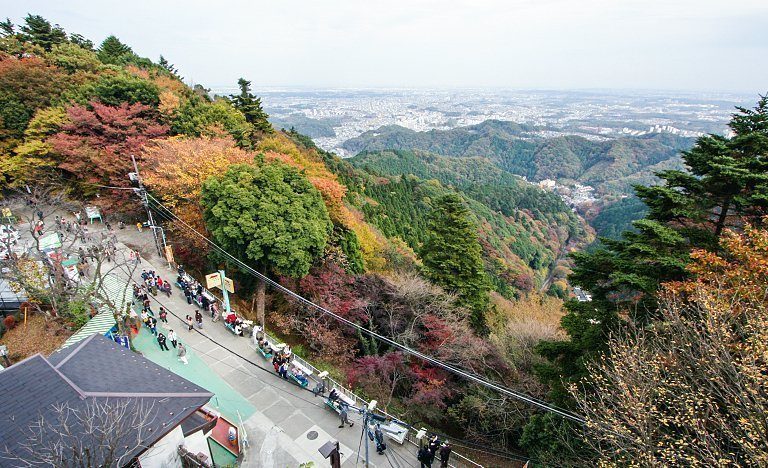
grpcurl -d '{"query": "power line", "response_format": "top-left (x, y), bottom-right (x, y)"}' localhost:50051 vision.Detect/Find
top-left (131, 268), bottom-right (533, 465)
top-left (143, 194), bottom-right (586, 425)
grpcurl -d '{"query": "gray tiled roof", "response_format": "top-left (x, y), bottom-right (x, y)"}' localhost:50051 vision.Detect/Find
top-left (0, 334), bottom-right (213, 466)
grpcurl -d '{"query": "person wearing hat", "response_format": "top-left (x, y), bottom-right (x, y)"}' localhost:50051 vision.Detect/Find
top-left (439, 441), bottom-right (452, 468)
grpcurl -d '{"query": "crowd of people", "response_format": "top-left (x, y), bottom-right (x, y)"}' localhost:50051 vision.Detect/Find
top-left (417, 435), bottom-right (452, 468)
top-left (130, 275), bottom-right (187, 364)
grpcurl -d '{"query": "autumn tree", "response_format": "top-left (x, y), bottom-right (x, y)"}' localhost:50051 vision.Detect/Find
top-left (421, 194), bottom-right (490, 332)
top-left (142, 136), bottom-right (255, 269)
top-left (573, 224), bottom-right (768, 466)
top-left (201, 159), bottom-right (332, 328)
top-left (50, 101), bottom-right (168, 208)
top-left (0, 55), bottom-right (75, 144)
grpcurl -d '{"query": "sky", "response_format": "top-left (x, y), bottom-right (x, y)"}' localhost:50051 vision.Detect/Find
top-left (5, 0), bottom-right (768, 92)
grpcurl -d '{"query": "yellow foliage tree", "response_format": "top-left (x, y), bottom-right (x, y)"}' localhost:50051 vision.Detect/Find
top-left (573, 223), bottom-right (768, 466)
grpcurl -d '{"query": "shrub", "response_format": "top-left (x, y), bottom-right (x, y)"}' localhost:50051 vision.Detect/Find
top-left (3, 315), bottom-right (16, 331)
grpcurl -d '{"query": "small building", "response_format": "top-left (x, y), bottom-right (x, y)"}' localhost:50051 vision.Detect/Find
top-left (573, 286), bottom-right (592, 302)
top-left (0, 333), bottom-right (214, 467)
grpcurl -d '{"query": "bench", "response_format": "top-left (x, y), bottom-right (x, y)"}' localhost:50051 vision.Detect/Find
top-left (325, 390), bottom-right (355, 414)
top-left (257, 346), bottom-right (273, 359)
top-left (378, 421), bottom-right (409, 445)
top-left (288, 361), bottom-right (313, 388)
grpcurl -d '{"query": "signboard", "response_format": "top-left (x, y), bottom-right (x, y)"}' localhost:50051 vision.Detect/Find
top-left (85, 206), bottom-right (102, 223)
top-left (164, 245), bottom-right (174, 264)
top-left (205, 272), bottom-right (221, 289)
top-left (223, 277), bottom-right (235, 293)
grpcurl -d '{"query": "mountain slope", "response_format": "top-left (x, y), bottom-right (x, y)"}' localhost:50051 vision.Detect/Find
top-left (346, 149), bottom-right (591, 297)
top-left (343, 120), bottom-right (695, 196)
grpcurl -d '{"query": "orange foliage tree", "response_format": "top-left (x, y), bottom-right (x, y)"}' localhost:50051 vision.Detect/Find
top-left (142, 136), bottom-right (255, 269)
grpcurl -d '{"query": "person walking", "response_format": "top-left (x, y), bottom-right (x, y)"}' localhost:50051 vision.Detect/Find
top-left (177, 343), bottom-right (188, 365)
top-left (418, 445), bottom-right (433, 468)
top-left (157, 332), bottom-right (169, 351)
top-left (374, 424), bottom-right (386, 454)
top-left (149, 316), bottom-right (158, 336)
top-left (438, 441), bottom-right (452, 468)
top-left (195, 310), bottom-right (203, 329)
top-left (186, 315), bottom-right (194, 331)
top-left (168, 329), bottom-right (178, 348)
top-left (159, 307), bottom-right (168, 323)
top-left (338, 404), bottom-right (354, 428)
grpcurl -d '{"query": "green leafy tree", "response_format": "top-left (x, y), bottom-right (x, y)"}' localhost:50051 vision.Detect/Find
top-left (97, 35), bottom-right (133, 64)
top-left (201, 159), bottom-right (332, 328)
top-left (229, 78), bottom-right (272, 136)
top-left (19, 14), bottom-right (67, 51)
top-left (171, 97), bottom-right (251, 145)
top-left (68, 33), bottom-right (94, 50)
top-left (47, 42), bottom-right (102, 73)
top-left (420, 193), bottom-right (489, 332)
top-left (72, 73), bottom-right (160, 107)
top-left (526, 96), bottom-right (768, 464)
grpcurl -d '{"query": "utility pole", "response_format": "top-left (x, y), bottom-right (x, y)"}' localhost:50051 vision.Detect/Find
top-left (130, 155), bottom-right (164, 258)
top-left (356, 400), bottom-right (378, 468)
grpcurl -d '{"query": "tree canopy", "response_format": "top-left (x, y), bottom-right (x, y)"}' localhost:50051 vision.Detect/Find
top-left (420, 193), bottom-right (490, 332)
top-left (228, 78), bottom-right (272, 136)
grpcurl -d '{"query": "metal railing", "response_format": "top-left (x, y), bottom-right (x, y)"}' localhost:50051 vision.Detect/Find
top-left (175, 267), bottom-right (483, 468)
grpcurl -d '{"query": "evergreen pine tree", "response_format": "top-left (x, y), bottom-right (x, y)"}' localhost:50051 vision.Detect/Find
top-left (158, 55), bottom-right (181, 78)
top-left (69, 33), bottom-right (94, 50)
top-left (421, 193), bottom-right (489, 332)
top-left (19, 14), bottom-right (67, 51)
top-left (97, 35), bottom-right (133, 64)
top-left (0, 18), bottom-right (14, 38)
top-left (229, 78), bottom-right (272, 135)
top-left (524, 95), bottom-right (768, 464)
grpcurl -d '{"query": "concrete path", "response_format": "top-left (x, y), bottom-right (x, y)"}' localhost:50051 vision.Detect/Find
top-left (112, 227), bottom-right (422, 468)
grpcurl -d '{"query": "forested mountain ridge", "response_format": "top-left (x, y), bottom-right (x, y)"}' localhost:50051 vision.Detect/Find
top-left (343, 119), bottom-right (696, 196)
top-left (348, 149), bottom-right (591, 296)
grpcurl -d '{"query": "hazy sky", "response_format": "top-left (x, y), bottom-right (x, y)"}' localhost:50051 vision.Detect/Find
top-left (6, 0), bottom-right (768, 92)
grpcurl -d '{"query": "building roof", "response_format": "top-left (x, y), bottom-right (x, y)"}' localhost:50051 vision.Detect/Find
top-left (0, 334), bottom-right (213, 466)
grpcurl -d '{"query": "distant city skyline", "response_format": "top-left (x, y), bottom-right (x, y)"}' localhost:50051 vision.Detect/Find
top-left (6, 0), bottom-right (768, 93)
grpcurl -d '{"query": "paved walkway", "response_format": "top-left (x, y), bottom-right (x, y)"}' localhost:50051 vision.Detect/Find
top-left (7, 205), bottom-right (442, 467)
top-left (112, 229), bottom-right (423, 468)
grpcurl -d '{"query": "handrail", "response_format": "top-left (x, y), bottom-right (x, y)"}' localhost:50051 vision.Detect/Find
top-left (172, 265), bottom-right (483, 468)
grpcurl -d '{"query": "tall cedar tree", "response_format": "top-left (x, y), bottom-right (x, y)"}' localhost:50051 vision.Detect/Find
top-left (229, 78), bottom-right (272, 136)
top-left (525, 96), bottom-right (768, 463)
top-left (420, 194), bottom-right (489, 333)
top-left (18, 15), bottom-right (67, 51)
top-left (200, 159), bottom-right (332, 329)
top-left (97, 35), bottom-right (133, 64)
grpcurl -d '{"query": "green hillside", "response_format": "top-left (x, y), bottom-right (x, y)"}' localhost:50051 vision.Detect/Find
top-left (343, 120), bottom-right (695, 196)
top-left (347, 149), bottom-right (589, 297)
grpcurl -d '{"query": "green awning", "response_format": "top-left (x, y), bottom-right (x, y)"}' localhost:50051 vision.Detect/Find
top-left (60, 274), bottom-right (130, 349)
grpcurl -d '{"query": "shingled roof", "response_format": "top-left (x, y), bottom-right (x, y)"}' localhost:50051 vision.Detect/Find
top-left (0, 334), bottom-right (213, 466)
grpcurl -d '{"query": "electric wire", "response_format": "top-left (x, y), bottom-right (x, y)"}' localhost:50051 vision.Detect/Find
top-left (123, 238), bottom-right (537, 466)
top-left (143, 193), bottom-right (587, 425)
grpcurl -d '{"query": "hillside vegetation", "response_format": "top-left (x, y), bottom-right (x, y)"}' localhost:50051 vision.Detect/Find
top-left (343, 120), bottom-right (695, 196)
top-left (0, 15), bottom-right (583, 462)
